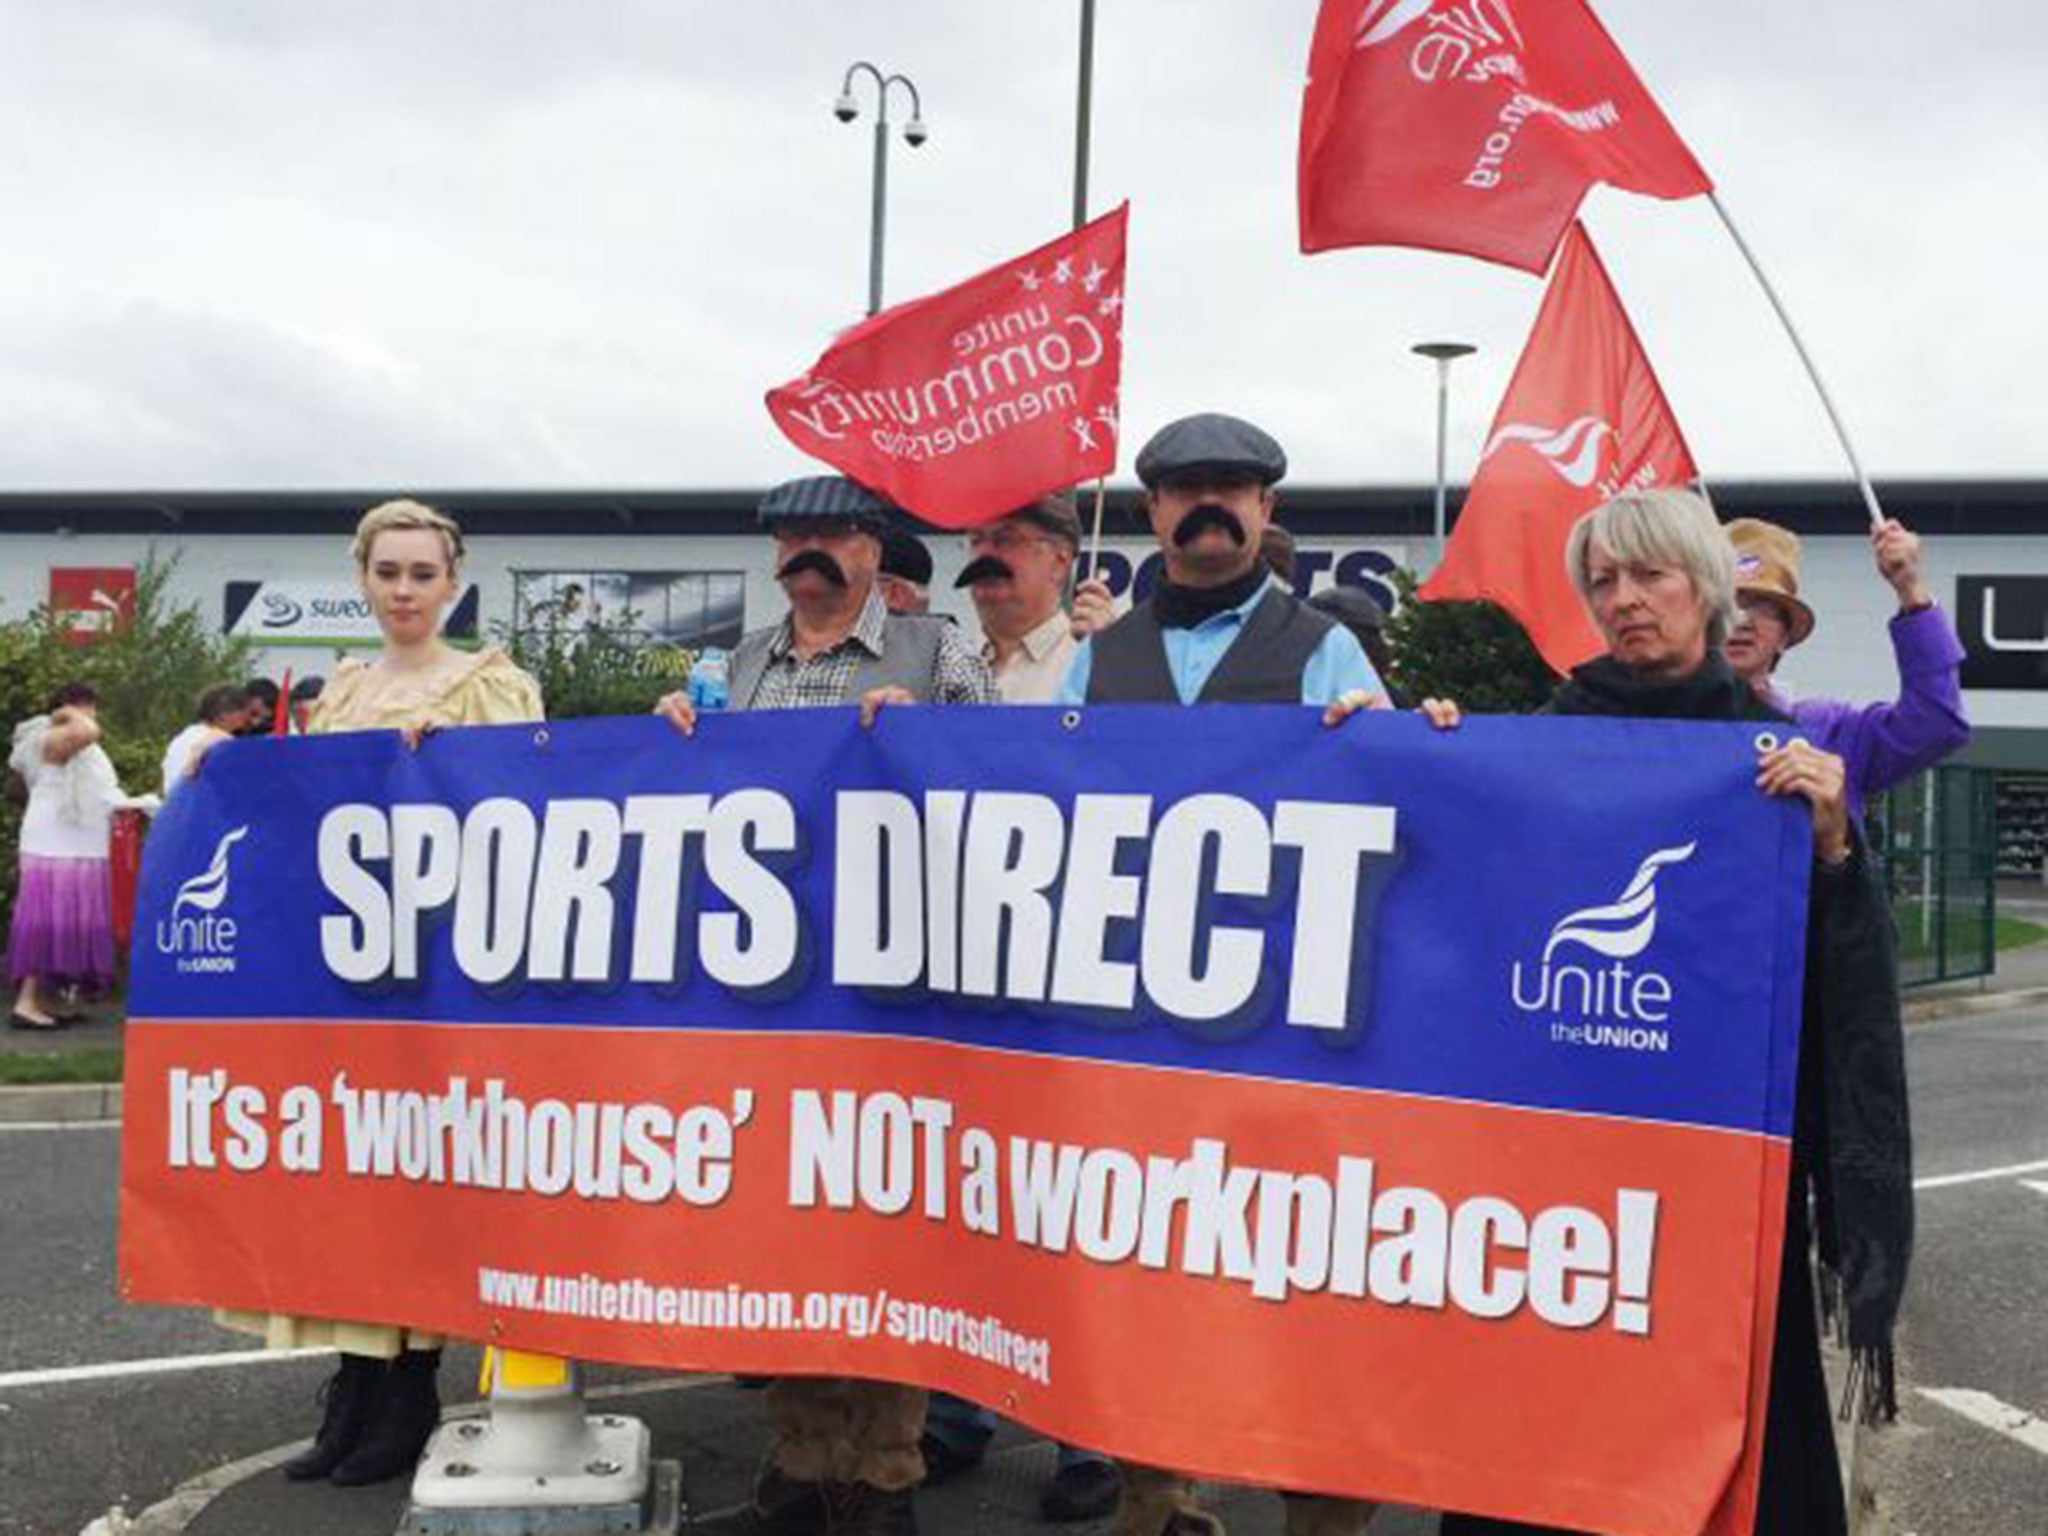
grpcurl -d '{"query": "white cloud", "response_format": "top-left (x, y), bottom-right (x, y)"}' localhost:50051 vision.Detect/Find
top-left (0, 0), bottom-right (2041, 489)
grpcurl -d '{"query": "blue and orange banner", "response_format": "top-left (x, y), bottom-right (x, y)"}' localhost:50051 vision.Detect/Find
top-left (120, 708), bottom-right (1808, 1535)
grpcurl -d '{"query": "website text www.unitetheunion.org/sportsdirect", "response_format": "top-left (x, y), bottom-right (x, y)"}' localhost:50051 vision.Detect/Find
top-left (477, 1266), bottom-right (1053, 1385)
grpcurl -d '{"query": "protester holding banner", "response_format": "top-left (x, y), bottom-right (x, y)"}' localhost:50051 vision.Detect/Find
top-left (1056, 412), bottom-right (1381, 1536)
top-left (1437, 488), bottom-right (1911, 1536)
top-left (660, 472), bottom-right (994, 1536)
top-left (8, 683), bottom-right (121, 1031)
top-left (215, 498), bottom-right (545, 1488)
top-left (1722, 517), bottom-right (1968, 819)
top-left (957, 493), bottom-right (1084, 705)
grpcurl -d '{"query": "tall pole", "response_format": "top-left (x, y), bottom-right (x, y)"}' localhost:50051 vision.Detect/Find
top-left (835, 63), bottom-right (927, 319)
top-left (1710, 192), bottom-right (1884, 529)
top-left (868, 115), bottom-right (889, 316)
top-left (1073, 0), bottom-right (1096, 230)
top-left (1412, 342), bottom-right (1476, 568)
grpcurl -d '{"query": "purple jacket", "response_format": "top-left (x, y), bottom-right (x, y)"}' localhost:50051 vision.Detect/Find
top-left (1766, 606), bottom-right (1970, 820)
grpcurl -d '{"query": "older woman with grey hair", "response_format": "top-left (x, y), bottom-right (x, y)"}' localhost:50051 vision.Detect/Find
top-left (1432, 488), bottom-right (1913, 1536)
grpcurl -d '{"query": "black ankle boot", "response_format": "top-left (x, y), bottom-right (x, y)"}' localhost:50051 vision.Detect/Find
top-left (283, 1354), bottom-right (384, 1482)
top-left (329, 1347), bottom-right (441, 1486)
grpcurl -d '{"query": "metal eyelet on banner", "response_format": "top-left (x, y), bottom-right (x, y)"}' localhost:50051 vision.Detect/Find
top-left (1060, 710), bottom-right (1082, 731)
top-left (533, 728), bottom-right (551, 748)
top-left (1753, 732), bottom-right (1779, 753)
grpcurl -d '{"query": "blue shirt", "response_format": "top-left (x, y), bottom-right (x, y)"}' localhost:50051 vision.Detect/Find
top-left (1054, 580), bottom-right (1383, 707)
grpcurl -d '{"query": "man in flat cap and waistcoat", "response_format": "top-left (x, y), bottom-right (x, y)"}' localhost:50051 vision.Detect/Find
top-left (1057, 413), bottom-right (1383, 1536)
top-left (659, 473), bottom-right (995, 1536)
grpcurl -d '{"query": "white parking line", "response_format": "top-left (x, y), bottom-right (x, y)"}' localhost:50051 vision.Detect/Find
top-left (0, 1346), bottom-right (331, 1391)
top-left (1920, 1388), bottom-right (2048, 1458)
top-left (1913, 1158), bottom-right (2048, 1191)
top-left (0, 1119), bottom-right (120, 1133)
top-left (2021, 1180), bottom-right (2048, 1199)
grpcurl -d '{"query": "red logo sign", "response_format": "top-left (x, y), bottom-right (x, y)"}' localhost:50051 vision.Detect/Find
top-left (49, 567), bottom-right (136, 646)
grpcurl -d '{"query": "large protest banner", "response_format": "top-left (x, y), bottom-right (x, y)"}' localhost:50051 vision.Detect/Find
top-left (120, 708), bottom-right (1807, 1535)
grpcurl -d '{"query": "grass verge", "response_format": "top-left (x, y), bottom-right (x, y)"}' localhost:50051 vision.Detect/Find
top-left (0, 1048), bottom-right (124, 1085)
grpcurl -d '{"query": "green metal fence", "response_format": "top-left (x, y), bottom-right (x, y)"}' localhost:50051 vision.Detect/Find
top-left (1869, 766), bottom-right (1996, 988)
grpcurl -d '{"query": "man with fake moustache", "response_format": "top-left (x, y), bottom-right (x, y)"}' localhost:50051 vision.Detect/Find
top-left (956, 492), bottom-right (1086, 705)
top-left (1056, 413), bottom-right (1384, 1536)
top-left (656, 473), bottom-right (993, 1536)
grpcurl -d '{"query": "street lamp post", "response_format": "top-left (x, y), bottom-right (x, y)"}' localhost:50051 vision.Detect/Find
top-left (1411, 341), bottom-right (1477, 567)
top-left (834, 62), bottom-right (928, 317)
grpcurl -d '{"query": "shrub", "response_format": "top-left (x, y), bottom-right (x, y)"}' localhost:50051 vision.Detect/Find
top-left (1382, 567), bottom-right (1557, 716)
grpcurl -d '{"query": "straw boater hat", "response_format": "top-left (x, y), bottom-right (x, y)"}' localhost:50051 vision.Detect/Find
top-left (1725, 518), bottom-right (1816, 647)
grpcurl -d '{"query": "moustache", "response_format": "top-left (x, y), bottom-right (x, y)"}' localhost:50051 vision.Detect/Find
top-left (954, 555), bottom-right (1017, 588)
top-left (777, 550), bottom-right (849, 587)
top-left (1172, 504), bottom-right (1248, 548)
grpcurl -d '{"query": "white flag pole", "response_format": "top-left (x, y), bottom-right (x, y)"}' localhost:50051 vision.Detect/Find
top-left (1087, 476), bottom-right (1108, 572)
top-left (1709, 192), bottom-right (1884, 529)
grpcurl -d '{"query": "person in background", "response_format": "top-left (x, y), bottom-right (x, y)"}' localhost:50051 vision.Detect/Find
top-left (213, 499), bottom-right (544, 1490)
top-left (1432, 488), bottom-right (1910, 1536)
top-left (1260, 522), bottom-right (1298, 590)
top-left (1308, 586), bottom-right (1406, 709)
top-left (1057, 412), bottom-right (1385, 1536)
top-left (1722, 517), bottom-right (1967, 819)
top-left (160, 685), bottom-right (253, 796)
top-left (239, 677), bottom-right (280, 736)
top-left (288, 674), bottom-right (326, 735)
top-left (959, 494), bottom-right (1084, 706)
top-left (8, 684), bottom-right (121, 1030)
top-left (878, 525), bottom-right (935, 615)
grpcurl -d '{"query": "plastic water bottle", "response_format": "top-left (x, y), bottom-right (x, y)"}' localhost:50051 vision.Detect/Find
top-left (688, 647), bottom-right (729, 712)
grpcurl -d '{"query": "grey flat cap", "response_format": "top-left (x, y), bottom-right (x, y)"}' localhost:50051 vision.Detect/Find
top-left (1135, 413), bottom-right (1287, 489)
top-left (757, 475), bottom-right (896, 527)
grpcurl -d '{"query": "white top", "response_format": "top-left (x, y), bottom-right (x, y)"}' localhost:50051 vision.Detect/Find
top-left (10, 721), bottom-right (118, 860)
top-left (983, 609), bottom-right (1080, 705)
top-left (161, 723), bottom-right (226, 797)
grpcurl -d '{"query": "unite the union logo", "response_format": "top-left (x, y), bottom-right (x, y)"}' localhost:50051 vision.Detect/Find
top-left (1481, 416), bottom-right (1617, 489)
top-left (1510, 841), bottom-right (1695, 1054)
top-left (156, 826), bottom-right (250, 974)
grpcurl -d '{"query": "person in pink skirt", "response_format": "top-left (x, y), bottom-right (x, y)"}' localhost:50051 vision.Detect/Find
top-left (8, 682), bottom-right (121, 1030)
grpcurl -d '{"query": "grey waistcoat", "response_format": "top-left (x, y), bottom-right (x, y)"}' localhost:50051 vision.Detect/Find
top-left (1084, 586), bottom-right (1335, 704)
top-left (728, 612), bottom-right (950, 710)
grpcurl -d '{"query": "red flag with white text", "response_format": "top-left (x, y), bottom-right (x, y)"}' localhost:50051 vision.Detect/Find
top-left (767, 207), bottom-right (1127, 527)
top-left (1421, 223), bottom-right (1699, 673)
top-left (1299, 0), bottom-right (1712, 274)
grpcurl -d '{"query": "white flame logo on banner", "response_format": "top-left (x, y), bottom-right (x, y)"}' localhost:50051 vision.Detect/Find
top-left (1353, 0), bottom-right (1526, 84)
top-left (1542, 842), bottom-right (1696, 963)
top-left (172, 827), bottom-right (250, 919)
top-left (1480, 416), bottom-right (1616, 489)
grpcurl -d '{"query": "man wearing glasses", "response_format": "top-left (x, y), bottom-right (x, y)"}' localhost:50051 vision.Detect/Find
top-left (955, 494), bottom-right (1089, 706)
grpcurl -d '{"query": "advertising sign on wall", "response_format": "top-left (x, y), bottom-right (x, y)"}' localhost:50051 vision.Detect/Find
top-left (223, 581), bottom-right (479, 647)
top-left (49, 566), bottom-right (135, 645)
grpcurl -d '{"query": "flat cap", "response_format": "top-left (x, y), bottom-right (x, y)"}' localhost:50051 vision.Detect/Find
top-left (1008, 493), bottom-right (1083, 548)
top-left (1135, 413), bottom-right (1287, 489)
top-left (879, 525), bottom-right (935, 586)
top-left (757, 474), bottom-right (895, 527)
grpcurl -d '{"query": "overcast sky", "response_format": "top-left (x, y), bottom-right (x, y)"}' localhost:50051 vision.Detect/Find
top-left (2, 0), bottom-right (2043, 493)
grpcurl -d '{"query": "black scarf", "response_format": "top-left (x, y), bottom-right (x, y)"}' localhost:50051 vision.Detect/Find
top-left (1548, 653), bottom-right (1914, 1422)
top-left (1151, 566), bottom-right (1269, 629)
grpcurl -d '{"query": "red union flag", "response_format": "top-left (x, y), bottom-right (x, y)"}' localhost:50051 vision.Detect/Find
top-left (1299, 0), bottom-right (1712, 274)
top-left (1422, 223), bottom-right (1699, 673)
top-left (766, 206), bottom-right (1127, 527)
